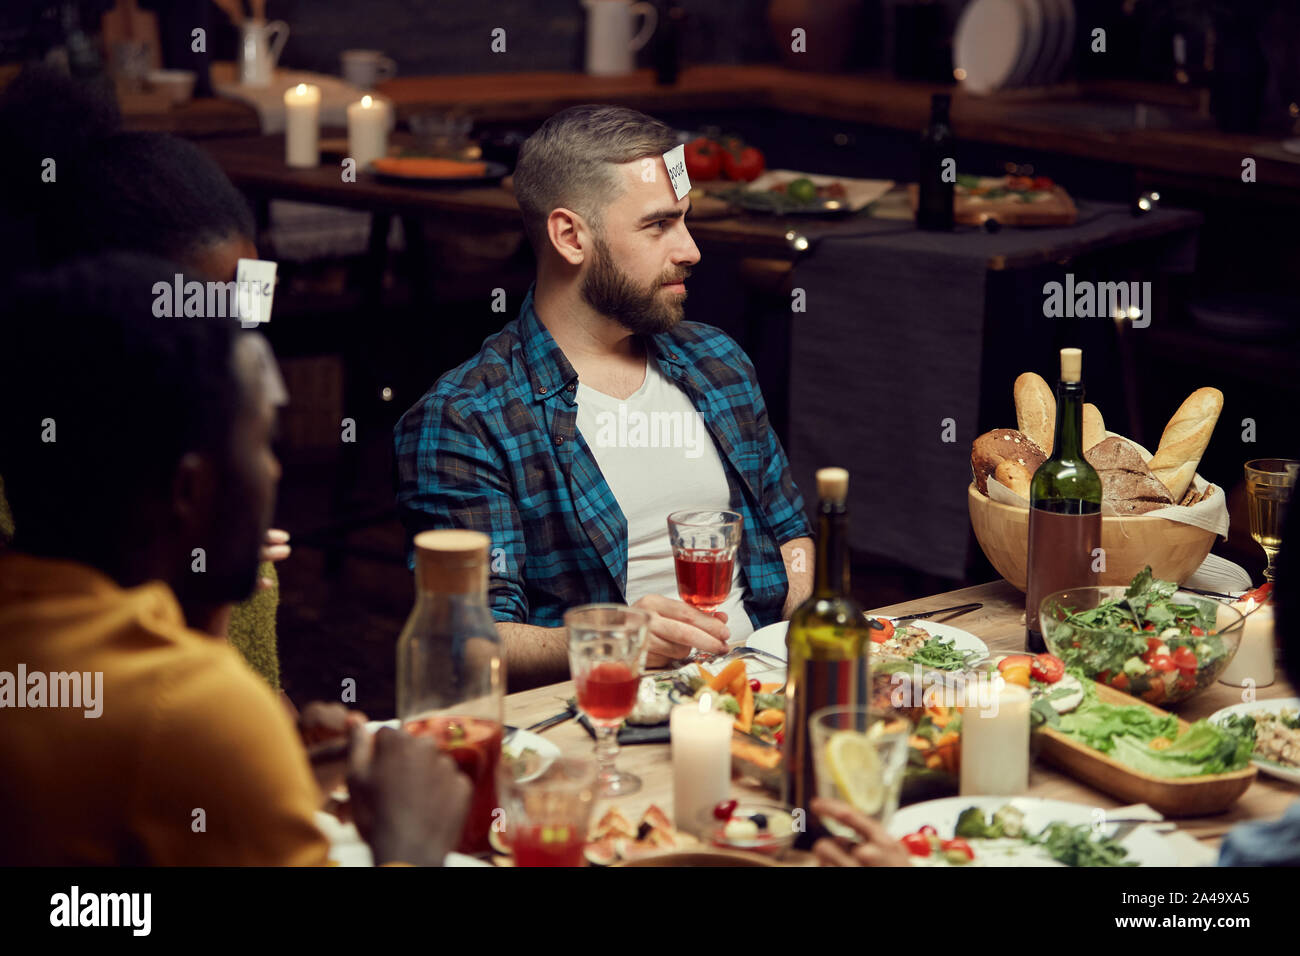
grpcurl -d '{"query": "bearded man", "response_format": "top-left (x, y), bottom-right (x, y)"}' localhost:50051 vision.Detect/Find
top-left (395, 105), bottom-right (813, 689)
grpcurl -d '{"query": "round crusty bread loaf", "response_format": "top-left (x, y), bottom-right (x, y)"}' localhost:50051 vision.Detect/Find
top-left (972, 428), bottom-right (1046, 495)
top-left (1083, 436), bottom-right (1174, 515)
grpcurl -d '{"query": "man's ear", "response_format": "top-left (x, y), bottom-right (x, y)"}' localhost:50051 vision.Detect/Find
top-left (546, 207), bottom-right (589, 266)
top-left (171, 451), bottom-right (219, 538)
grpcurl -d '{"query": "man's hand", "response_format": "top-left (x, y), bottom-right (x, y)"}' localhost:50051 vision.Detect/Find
top-left (299, 701), bottom-right (367, 797)
top-left (632, 593), bottom-right (730, 666)
top-left (346, 725), bottom-right (471, 866)
top-left (810, 797), bottom-right (912, 867)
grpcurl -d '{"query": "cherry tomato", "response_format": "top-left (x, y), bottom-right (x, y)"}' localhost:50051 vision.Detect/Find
top-left (1190, 626), bottom-right (1205, 637)
top-left (749, 678), bottom-right (762, 692)
top-left (721, 143), bottom-right (766, 182)
top-left (1148, 653), bottom-right (1176, 673)
top-left (869, 617), bottom-right (895, 644)
top-left (1175, 673), bottom-right (1198, 693)
top-left (1146, 637), bottom-right (1164, 652)
top-left (1030, 653), bottom-right (1065, 684)
top-left (774, 729), bottom-right (785, 745)
top-left (1172, 646), bottom-right (1198, 673)
top-left (1143, 623), bottom-right (1157, 632)
top-left (918, 824), bottom-right (937, 837)
top-left (1032, 176), bottom-right (1055, 190)
top-left (1097, 670), bottom-right (1111, 684)
top-left (1110, 672), bottom-right (1130, 692)
top-left (902, 833), bottom-right (932, 857)
top-left (682, 138), bottom-right (721, 181)
top-left (713, 799), bottom-right (737, 821)
top-left (941, 838), bottom-right (975, 861)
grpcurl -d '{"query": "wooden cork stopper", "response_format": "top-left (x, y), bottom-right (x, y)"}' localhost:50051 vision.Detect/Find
top-left (816, 467), bottom-right (849, 503)
top-left (1060, 348), bottom-right (1082, 383)
top-left (414, 529), bottom-right (490, 594)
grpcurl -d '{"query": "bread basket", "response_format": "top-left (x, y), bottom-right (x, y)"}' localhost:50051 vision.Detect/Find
top-left (968, 483), bottom-right (1218, 592)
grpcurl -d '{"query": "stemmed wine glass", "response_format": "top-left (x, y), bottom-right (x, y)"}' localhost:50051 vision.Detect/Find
top-left (565, 604), bottom-right (649, 798)
top-left (1245, 459), bottom-right (1298, 582)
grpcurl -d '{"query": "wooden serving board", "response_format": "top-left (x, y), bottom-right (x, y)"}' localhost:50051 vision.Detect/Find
top-left (907, 183), bottom-right (1078, 226)
top-left (1036, 682), bottom-right (1256, 817)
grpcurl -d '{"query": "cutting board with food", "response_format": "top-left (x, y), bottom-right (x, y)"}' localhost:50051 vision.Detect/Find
top-left (909, 174), bottom-right (1077, 226)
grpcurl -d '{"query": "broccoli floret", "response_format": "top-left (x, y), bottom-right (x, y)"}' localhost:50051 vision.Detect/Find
top-left (954, 806), bottom-right (990, 839)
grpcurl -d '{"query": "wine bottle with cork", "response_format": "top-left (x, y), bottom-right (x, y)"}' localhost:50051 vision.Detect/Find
top-left (782, 468), bottom-right (875, 815)
top-left (1025, 348), bottom-right (1103, 653)
top-left (396, 529), bottom-right (505, 855)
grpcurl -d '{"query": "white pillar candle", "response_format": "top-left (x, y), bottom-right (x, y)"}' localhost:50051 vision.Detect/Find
top-left (283, 83), bottom-right (321, 168)
top-left (670, 696), bottom-right (733, 834)
top-left (959, 681), bottom-right (1030, 796)
top-left (346, 94), bottom-right (390, 169)
top-left (1220, 605), bottom-right (1275, 688)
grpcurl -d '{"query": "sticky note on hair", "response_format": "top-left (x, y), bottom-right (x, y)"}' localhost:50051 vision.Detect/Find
top-left (663, 144), bottom-right (691, 201)
top-left (235, 258), bottom-right (278, 327)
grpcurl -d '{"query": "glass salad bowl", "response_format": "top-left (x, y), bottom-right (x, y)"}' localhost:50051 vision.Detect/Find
top-left (1039, 585), bottom-right (1245, 706)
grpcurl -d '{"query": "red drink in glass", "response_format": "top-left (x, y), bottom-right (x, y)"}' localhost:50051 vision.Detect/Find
top-left (404, 714), bottom-right (502, 855)
top-left (511, 823), bottom-right (586, 867)
top-left (575, 661), bottom-right (640, 723)
top-left (673, 548), bottom-right (733, 612)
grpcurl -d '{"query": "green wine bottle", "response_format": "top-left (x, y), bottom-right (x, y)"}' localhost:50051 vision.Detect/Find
top-left (1025, 348), bottom-right (1103, 653)
top-left (782, 467), bottom-right (874, 814)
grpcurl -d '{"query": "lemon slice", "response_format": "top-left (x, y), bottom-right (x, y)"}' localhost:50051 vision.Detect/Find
top-left (826, 730), bottom-right (885, 815)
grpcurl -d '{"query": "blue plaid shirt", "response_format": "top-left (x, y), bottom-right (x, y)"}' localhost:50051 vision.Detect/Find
top-left (394, 284), bottom-right (812, 630)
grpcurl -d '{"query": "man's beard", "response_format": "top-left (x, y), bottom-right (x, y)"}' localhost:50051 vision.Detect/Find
top-left (580, 234), bottom-right (690, 336)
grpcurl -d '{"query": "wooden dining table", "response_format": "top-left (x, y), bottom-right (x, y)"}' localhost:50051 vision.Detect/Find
top-left (505, 578), bottom-right (1295, 861)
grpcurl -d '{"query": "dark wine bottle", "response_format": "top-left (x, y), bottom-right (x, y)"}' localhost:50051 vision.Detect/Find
top-left (653, 1), bottom-right (685, 86)
top-left (1025, 348), bottom-right (1104, 652)
top-left (916, 93), bottom-right (954, 231)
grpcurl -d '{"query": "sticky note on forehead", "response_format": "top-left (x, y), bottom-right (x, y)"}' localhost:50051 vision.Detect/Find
top-left (662, 144), bottom-right (691, 201)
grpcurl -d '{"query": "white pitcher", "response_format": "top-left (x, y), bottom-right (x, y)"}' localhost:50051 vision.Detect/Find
top-left (582, 0), bottom-right (657, 77)
top-left (239, 19), bottom-right (290, 87)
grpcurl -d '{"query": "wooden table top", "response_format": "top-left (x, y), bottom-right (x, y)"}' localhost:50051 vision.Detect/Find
top-left (202, 133), bottom-right (1202, 266)
top-left (505, 579), bottom-right (1296, 856)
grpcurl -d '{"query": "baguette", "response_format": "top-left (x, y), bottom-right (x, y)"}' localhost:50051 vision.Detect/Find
top-left (1014, 372), bottom-right (1055, 454)
top-left (1082, 403), bottom-right (1105, 452)
top-left (1147, 387), bottom-right (1224, 502)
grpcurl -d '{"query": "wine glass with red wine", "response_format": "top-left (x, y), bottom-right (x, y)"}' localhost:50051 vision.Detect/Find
top-left (667, 509), bottom-right (743, 639)
top-left (565, 604), bottom-right (650, 798)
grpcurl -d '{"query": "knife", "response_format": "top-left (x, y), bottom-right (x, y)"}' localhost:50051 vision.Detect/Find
top-left (524, 705), bottom-right (577, 734)
top-left (887, 602), bottom-right (983, 624)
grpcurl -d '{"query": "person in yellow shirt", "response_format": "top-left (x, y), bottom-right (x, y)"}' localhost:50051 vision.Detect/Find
top-left (0, 255), bottom-right (469, 865)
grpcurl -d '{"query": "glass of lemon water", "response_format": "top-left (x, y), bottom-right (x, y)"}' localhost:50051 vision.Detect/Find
top-left (809, 706), bottom-right (911, 838)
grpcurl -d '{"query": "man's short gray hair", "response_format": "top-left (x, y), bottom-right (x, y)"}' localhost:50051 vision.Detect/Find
top-left (513, 104), bottom-right (678, 255)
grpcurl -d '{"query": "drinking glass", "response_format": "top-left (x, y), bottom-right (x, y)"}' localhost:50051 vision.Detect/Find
top-left (566, 604), bottom-right (649, 797)
top-left (497, 755), bottom-right (597, 867)
top-left (667, 509), bottom-right (743, 614)
top-left (809, 706), bottom-right (911, 839)
top-left (1245, 459), bottom-right (1298, 582)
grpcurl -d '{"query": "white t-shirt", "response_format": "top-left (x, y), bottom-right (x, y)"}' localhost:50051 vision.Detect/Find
top-left (575, 361), bottom-right (753, 642)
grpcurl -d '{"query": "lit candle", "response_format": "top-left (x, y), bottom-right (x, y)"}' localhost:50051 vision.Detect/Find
top-left (283, 83), bottom-right (321, 168)
top-left (346, 94), bottom-right (390, 169)
top-left (1220, 603), bottom-right (1275, 688)
top-left (959, 681), bottom-right (1030, 796)
top-left (670, 695), bottom-right (732, 834)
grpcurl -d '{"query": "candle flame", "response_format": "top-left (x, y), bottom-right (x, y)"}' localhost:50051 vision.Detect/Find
top-left (296, 83), bottom-right (307, 95)
top-left (698, 693), bottom-right (713, 714)
top-left (362, 94), bottom-right (373, 108)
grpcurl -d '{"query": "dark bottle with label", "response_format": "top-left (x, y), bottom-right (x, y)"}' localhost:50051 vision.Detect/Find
top-left (783, 468), bottom-right (873, 816)
top-left (1025, 348), bottom-right (1103, 652)
top-left (916, 93), bottom-right (954, 231)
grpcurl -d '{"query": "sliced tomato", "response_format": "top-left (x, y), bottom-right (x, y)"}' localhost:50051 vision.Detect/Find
top-left (918, 824), bottom-right (937, 837)
top-left (1148, 653), bottom-right (1176, 673)
top-left (1189, 626), bottom-right (1205, 637)
top-left (871, 617), bottom-right (895, 643)
top-left (941, 838), bottom-right (974, 861)
top-left (1172, 646), bottom-right (1198, 673)
top-left (1240, 583), bottom-right (1273, 606)
top-left (1031, 653), bottom-right (1065, 684)
top-left (998, 654), bottom-right (1033, 672)
top-left (902, 833), bottom-right (932, 857)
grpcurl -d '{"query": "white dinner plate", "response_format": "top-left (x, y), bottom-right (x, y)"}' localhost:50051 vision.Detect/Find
top-left (1026, 0), bottom-right (1062, 86)
top-left (1006, 0), bottom-right (1044, 88)
top-left (1207, 698), bottom-right (1300, 785)
top-left (954, 0), bottom-right (1027, 95)
top-left (889, 796), bottom-right (1178, 867)
top-left (745, 619), bottom-right (989, 669)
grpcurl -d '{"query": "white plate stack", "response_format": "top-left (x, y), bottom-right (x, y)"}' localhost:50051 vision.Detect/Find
top-left (953, 0), bottom-right (1076, 95)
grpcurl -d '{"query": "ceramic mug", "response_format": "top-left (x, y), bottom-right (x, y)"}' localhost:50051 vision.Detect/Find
top-left (341, 49), bottom-right (397, 90)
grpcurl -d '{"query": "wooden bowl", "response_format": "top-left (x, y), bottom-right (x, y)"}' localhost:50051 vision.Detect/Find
top-left (968, 483), bottom-right (1217, 592)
